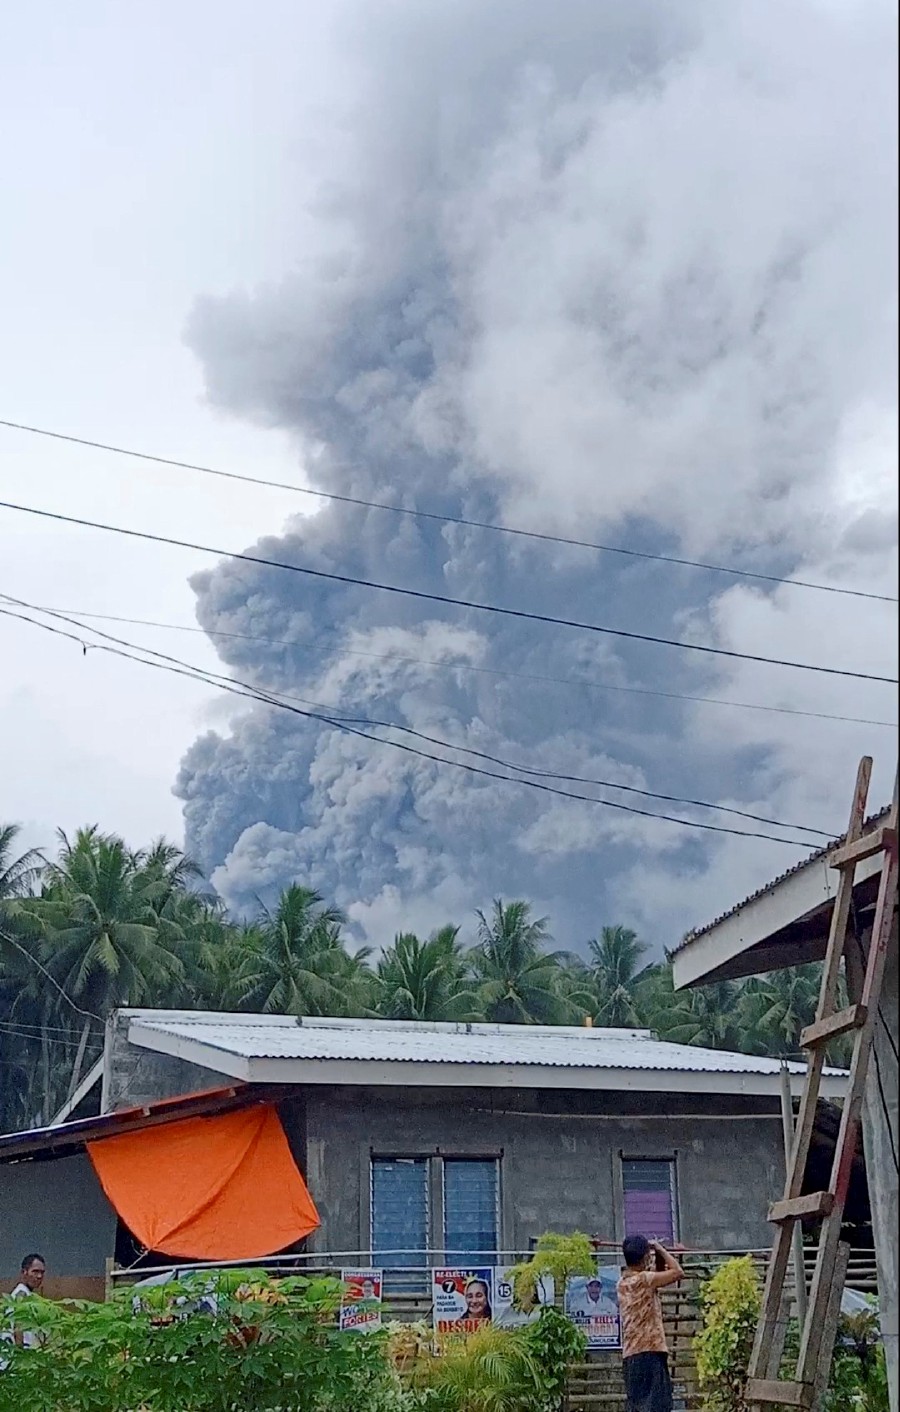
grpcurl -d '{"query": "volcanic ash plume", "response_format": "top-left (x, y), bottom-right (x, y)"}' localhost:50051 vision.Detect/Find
top-left (176, 0), bottom-right (898, 948)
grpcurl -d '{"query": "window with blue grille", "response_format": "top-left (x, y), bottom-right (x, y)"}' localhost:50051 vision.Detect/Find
top-left (370, 1158), bottom-right (429, 1268)
top-left (622, 1158), bottom-right (677, 1244)
top-left (443, 1158), bottom-right (499, 1266)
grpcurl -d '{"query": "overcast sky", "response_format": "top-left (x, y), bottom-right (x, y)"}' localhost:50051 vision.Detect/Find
top-left (1, 1), bottom-right (897, 951)
top-left (1, 1), bottom-right (322, 848)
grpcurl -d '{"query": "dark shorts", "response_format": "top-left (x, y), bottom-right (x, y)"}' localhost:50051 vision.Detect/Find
top-left (622, 1352), bottom-right (673, 1412)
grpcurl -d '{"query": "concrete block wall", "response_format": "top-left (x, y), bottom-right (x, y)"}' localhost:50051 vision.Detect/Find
top-left (304, 1085), bottom-right (785, 1256)
top-left (0, 1151), bottom-right (117, 1282)
top-left (101, 1011), bottom-right (223, 1111)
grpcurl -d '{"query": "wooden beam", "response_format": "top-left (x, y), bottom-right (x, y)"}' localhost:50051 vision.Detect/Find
top-left (796, 775), bottom-right (898, 1382)
top-left (746, 757), bottom-right (872, 1387)
top-left (828, 826), bottom-right (894, 871)
top-left (800, 1005), bottom-right (867, 1049)
top-left (768, 1191), bottom-right (834, 1224)
top-left (746, 1378), bottom-right (813, 1407)
top-left (810, 1242), bottom-right (851, 1412)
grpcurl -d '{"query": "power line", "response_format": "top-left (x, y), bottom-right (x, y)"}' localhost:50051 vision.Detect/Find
top-left (0, 1016), bottom-right (100, 1037)
top-left (2, 417), bottom-right (896, 604)
top-left (1, 499), bottom-right (896, 685)
top-left (0, 603), bottom-right (820, 849)
top-left (0, 927), bottom-right (103, 1025)
top-left (28, 605), bottom-right (898, 730)
top-left (0, 594), bottom-right (832, 838)
top-left (0, 1022), bottom-right (100, 1051)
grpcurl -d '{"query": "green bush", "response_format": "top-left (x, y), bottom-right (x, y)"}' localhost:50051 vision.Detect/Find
top-left (824, 1303), bottom-right (889, 1412)
top-left (1, 1257), bottom-right (588, 1412)
top-left (695, 1263), bottom-right (888, 1412)
top-left (392, 1307), bottom-right (584, 1412)
top-left (522, 1306), bottom-right (587, 1411)
top-left (0, 1270), bottom-right (404, 1412)
top-left (507, 1231), bottom-right (596, 1311)
top-left (693, 1255), bottom-right (761, 1412)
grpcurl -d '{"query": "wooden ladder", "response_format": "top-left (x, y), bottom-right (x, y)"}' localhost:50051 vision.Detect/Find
top-left (746, 756), bottom-right (899, 1411)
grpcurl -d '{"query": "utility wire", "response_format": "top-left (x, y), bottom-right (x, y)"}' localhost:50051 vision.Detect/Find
top-left (1, 500), bottom-right (895, 685)
top-left (0, 927), bottom-right (104, 1025)
top-left (0, 1022), bottom-right (100, 1050)
top-left (1, 593), bottom-right (832, 838)
top-left (0, 1015), bottom-right (102, 1037)
top-left (0, 603), bottom-right (820, 849)
top-left (23, 605), bottom-right (899, 730)
top-left (2, 417), bottom-right (896, 604)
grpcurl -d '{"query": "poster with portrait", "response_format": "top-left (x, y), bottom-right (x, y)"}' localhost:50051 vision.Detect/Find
top-left (491, 1267), bottom-right (555, 1328)
top-left (564, 1266), bottom-right (621, 1350)
top-left (432, 1267), bottom-right (494, 1340)
top-left (339, 1269), bottom-right (383, 1334)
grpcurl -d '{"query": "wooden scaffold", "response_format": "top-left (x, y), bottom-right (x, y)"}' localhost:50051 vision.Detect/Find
top-left (746, 756), bottom-right (898, 1411)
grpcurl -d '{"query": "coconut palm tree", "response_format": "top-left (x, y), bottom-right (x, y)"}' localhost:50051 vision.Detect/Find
top-left (739, 965), bottom-right (822, 1056)
top-left (232, 884), bottom-right (367, 1016)
top-left (21, 828), bottom-right (188, 1098)
top-left (472, 899), bottom-right (574, 1024)
top-left (656, 975), bottom-right (750, 1051)
top-left (376, 926), bottom-right (476, 1021)
top-left (0, 824), bottom-right (48, 1127)
top-left (0, 824), bottom-right (43, 903)
top-left (586, 925), bottom-right (650, 1027)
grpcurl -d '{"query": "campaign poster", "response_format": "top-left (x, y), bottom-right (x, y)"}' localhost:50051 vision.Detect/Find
top-left (564, 1266), bottom-right (621, 1350)
top-left (432, 1267), bottom-right (494, 1339)
top-left (339, 1269), bottom-right (383, 1334)
top-left (492, 1267), bottom-right (555, 1328)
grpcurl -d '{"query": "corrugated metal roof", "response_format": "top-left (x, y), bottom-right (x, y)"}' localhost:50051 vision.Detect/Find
top-left (674, 806), bottom-right (891, 952)
top-left (130, 1013), bottom-right (840, 1078)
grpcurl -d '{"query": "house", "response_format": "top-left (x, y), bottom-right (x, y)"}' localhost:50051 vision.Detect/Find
top-left (671, 805), bottom-right (897, 1410)
top-left (1, 1008), bottom-right (848, 1295)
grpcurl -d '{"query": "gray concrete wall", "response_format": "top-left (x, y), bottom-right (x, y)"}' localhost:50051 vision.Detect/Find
top-left (100, 1021), bottom-right (788, 1260)
top-left (0, 1151), bottom-right (116, 1280)
top-left (102, 1011), bottom-right (227, 1111)
top-left (304, 1085), bottom-right (785, 1257)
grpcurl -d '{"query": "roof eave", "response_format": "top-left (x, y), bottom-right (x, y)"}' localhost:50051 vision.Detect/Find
top-left (125, 1021), bottom-right (848, 1100)
top-left (673, 846), bottom-right (884, 991)
top-left (0, 1082), bottom-right (293, 1164)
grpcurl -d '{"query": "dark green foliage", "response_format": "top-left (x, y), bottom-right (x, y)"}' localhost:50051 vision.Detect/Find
top-left (0, 818), bottom-right (844, 1133)
top-left (1, 1270), bottom-right (405, 1411)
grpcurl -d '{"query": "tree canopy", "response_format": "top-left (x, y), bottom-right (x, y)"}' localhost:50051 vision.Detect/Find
top-left (0, 820), bottom-right (842, 1134)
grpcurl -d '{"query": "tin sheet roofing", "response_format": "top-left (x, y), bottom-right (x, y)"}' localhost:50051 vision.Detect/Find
top-left (128, 1012), bottom-right (841, 1078)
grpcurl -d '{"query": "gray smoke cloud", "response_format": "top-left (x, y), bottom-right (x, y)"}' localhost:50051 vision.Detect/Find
top-left (176, 0), bottom-right (898, 951)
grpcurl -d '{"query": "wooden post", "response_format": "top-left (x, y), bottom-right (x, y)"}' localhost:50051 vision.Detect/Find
top-left (780, 1063), bottom-right (808, 1330)
top-left (810, 1242), bottom-right (851, 1412)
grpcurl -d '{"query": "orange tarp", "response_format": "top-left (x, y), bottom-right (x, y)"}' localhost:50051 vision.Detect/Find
top-left (88, 1103), bottom-right (320, 1260)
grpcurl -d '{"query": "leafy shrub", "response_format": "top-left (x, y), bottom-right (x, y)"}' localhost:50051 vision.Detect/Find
top-left (508, 1231), bottom-right (596, 1311)
top-left (522, 1306), bottom-right (587, 1411)
top-left (411, 1323), bottom-right (540, 1412)
top-left (693, 1255), bottom-right (761, 1412)
top-left (1, 1251), bottom-right (589, 1412)
top-left (1, 1269), bottom-right (403, 1412)
top-left (392, 1307), bottom-right (582, 1412)
top-left (824, 1302), bottom-right (889, 1412)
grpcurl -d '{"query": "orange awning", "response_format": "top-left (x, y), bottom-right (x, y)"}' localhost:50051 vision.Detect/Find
top-left (88, 1103), bottom-right (319, 1260)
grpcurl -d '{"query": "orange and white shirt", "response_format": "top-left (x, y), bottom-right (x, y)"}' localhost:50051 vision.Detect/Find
top-left (615, 1270), bottom-right (668, 1359)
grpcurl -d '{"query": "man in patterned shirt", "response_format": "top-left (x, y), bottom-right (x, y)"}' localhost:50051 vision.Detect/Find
top-left (616, 1235), bottom-right (684, 1412)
